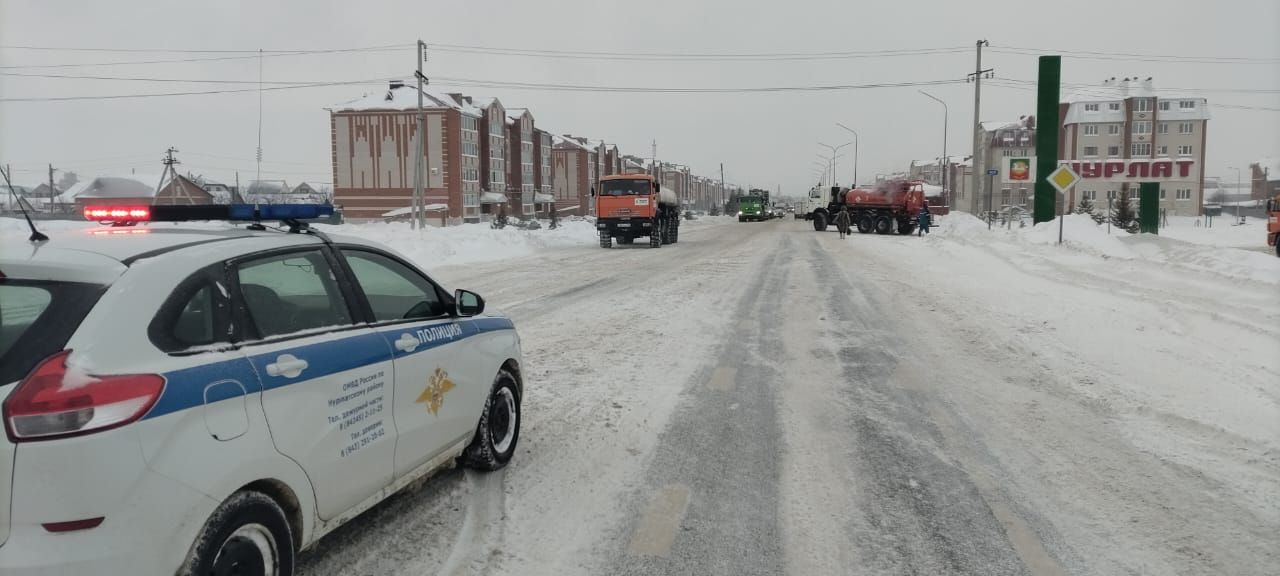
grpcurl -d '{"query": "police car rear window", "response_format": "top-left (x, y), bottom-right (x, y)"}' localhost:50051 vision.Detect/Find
top-left (0, 280), bottom-right (105, 385)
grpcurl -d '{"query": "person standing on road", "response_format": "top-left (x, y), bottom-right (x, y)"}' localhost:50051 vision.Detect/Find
top-left (917, 204), bottom-right (931, 236)
top-left (835, 206), bottom-right (851, 239)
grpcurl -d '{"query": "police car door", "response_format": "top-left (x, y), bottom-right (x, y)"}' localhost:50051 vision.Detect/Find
top-left (232, 247), bottom-right (395, 521)
top-left (337, 248), bottom-right (477, 478)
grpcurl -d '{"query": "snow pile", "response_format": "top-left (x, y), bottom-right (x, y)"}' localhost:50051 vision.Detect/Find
top-left (319, 219), bottom-right (599, 270)
top-left (1159, 216), bottom-right (1268, 249)
top-left (932, 212), bottom-right (1280, 285)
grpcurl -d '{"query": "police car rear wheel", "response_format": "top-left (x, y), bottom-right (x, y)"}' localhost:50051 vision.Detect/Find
top-left (184, 491), bottom-right (294, 576)
top-left (461, 370), bottom-right (521, 471)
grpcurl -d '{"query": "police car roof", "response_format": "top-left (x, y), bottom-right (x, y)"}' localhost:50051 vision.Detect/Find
top-left (1, 225), bottom-right (331, 283)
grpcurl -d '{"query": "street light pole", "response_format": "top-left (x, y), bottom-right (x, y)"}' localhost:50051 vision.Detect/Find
top-left (818, 142), bottom-right (852, 187)
top-left (1228, 166), bottom-right (1242, 222)
top-left (835, 123), bottom-right (860, 186)
top-left (918, 90), bottom-right (949, 204)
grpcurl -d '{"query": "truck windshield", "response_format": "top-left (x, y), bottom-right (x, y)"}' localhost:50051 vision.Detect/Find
top-left (601, 180), bottom-right (652, 196)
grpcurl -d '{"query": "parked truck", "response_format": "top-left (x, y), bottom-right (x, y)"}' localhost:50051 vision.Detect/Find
top-left (739, 189), bottom-right (771, 222)
top-left (595, 173), bottom-right (681, 248)
top-left (811, 179), bottom-right (928, 235)
top-left (1267, 194), bottom-right (1279, 257)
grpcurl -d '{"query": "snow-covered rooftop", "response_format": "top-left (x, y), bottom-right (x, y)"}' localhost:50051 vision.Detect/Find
top-left (331, 83), bottom-right (481, 117)
top-left (75, 173), bottom-right (166, 199)
top-left (981, 120), bottom-right (1023, 132)
top-left (1063, 78), bottom-right (1209, 125)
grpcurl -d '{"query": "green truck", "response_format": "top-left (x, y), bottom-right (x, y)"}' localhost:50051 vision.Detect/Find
top-left (738, 189), bottom-right (771, 222)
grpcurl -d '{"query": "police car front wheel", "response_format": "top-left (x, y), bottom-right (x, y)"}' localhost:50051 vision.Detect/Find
top-left (461, 370), bottom-right (522, 471)
top-left (181, 491), bottom-right (295, 576)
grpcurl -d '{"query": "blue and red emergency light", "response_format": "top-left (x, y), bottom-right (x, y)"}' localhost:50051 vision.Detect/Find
top-left (84, 203), bottom-right (334, 224)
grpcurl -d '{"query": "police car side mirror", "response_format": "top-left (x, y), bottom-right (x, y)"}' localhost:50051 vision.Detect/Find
top-left (455, 289), bottom-right (484, 317)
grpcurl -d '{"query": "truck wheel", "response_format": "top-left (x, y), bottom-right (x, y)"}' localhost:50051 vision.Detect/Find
top-left (857, 215), bottom-right (873, 234)
top-left (599, 232), bottom-right (612, 248)
top-left (670, 224), bottom-right (679, 244)
top-left (898, 221), bottom-right (915, 235)
top-left (650, 223), bottom-right (663, 248)
top-left (812, 213), bottom-right (828, 231)
top-left (874, 215), bottom-right (892, 235)
top-left (179, 491), bottom-right (295, 576)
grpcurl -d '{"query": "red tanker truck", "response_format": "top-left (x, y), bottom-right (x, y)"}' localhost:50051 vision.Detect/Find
top-left (811, 179), bottom-right (929, 235)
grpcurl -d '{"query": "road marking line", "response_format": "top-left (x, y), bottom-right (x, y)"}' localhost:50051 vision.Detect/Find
top-left (627, 483), bottom-right (691, 558)
top-left (708, 367), bottom-right (737, 392)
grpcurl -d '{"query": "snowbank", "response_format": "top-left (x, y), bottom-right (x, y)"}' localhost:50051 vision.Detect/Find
top-left (318, 219), bottom-right (599, 270)
top-left (933, 212), bottom-right (1280, 285)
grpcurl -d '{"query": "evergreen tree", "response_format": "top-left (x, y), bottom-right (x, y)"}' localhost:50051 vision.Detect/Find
top-left (1110, 192), bottom-right (1138, 232)
top-left (1075, 197), bottom-right (1095, 215)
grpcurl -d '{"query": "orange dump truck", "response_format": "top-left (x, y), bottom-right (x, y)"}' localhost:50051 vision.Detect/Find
top-left (594, 173), bottom-right (681, 248)
top-left (1267, 194), bottom-right (1279, 257)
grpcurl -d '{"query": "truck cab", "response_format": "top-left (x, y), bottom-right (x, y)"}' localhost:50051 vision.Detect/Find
top-left (595, 174), bottom-right (680, 249)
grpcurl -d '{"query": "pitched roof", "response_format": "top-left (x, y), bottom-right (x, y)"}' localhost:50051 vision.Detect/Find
top-left (74, 173), bottom-right (166, 198)
top-left (331, 82), bottom-right (481, 116)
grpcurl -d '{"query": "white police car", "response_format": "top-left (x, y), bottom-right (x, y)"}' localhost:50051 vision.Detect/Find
top-left (0, 204), bottom-right (523, 576)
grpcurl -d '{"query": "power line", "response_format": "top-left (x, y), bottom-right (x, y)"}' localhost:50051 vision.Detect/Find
top-left (0, 71), bottom-right (388, 85)
top-left (1, 44), bottom-right (411, 54)
top-left (996, 77), bottom-right (1280, 95)
top-left (429, 43), bottom-right (971, 62)
top-left (989, 47), bottom-right (1280, 65)
top-left (985, 80), bottom-right (1280, 112)
top-left (992, 45), bottom-right (1280, 63)
top-left (0, 78), bottom-right (392, 102)
top-left (0, 45), bottom-right (409, 69)
top-left (1, 76), bottom-right (967, 101)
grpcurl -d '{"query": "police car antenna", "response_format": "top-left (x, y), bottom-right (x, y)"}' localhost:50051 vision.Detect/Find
top-left (0, 165), bottom-right (48, 243)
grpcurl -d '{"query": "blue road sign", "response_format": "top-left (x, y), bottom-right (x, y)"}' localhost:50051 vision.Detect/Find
top-left (986, 169), bottom-right (999, 176)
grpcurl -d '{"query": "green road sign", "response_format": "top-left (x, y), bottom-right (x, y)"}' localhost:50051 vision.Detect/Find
top-left (1034, 56), bottom-right (1061, 224)
top-left (1139, 182), bottom-right (1159, 234)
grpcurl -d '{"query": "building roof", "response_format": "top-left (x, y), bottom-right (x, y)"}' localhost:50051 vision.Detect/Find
top-left (331, 82), bottom-right (481, 117)
top-left (472, 96), bottom-right (498, 110)
top-left (73, 173), bottom-right (166, 199)
top-left (553, 134), bottom-right (594, 152)
top-left (981, 120), bottom-right (1022, 132)
top-left (1062, 78), bottom-right (1209, 124)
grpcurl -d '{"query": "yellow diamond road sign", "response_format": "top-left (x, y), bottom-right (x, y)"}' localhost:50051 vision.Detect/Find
top-left (1047, 164), bottom-right (1080, 193)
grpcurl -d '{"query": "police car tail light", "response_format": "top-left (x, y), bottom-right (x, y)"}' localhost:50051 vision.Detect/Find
top-left (3, 351), bottom-right (165, 442)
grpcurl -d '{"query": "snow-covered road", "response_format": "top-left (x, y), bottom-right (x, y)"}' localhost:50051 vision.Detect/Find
top-left (295, 217), bottom-right (1278, 576)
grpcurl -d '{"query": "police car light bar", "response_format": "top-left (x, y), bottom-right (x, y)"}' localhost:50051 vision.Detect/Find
top-left (84, 203), bottom-right (334, 223)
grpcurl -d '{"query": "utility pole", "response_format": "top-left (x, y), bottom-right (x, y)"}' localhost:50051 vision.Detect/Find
top-left (412, 40), bottom-right (427, 229)
top-left (720, 162), bottom-right (725, 209)
top-left (48, 163), bottom-right (56, 200)
top-left (160, 147), bottom-right (193, 204)
top-left (968, 39), bottom-right (992, 216)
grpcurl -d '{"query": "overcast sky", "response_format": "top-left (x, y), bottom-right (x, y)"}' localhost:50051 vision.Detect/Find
top-left (2, 0), bottom-right (1277, 192)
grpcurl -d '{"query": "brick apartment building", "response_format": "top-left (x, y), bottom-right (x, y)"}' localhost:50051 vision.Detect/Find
top-left (551, 135), bottom-right (598, 216)
top-left (534, 130), bottom-right (554, 212)
top-left (505, 108), bottom-right (536, 216)
top-left (1059, 78), bottom-right (1209, 216)
top-left (329, 81), bottom-right (483, 222)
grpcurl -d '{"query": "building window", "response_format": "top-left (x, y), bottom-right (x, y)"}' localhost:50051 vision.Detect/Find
top-left (1108, 102), bottom-right (1121, 111)
top-left (1107, 190), bottom-right (1118, 200)
top-left (1107, 145), bottom-right (1120, 156)
top-left (1083, 146), bottom-right (1099, 157)
top-left (1134, 99), bottom-right (1152, 112)
top-left (1157, 123), bottom-right (1169, 134)
top-left (1176, 189), bottom-right (1191, 200)
top-left (1002, 149), bottom-right (1014, 157)
top-left (1179, 100), bottom-right (1196, 110)
top-left (1177, 145), bottom-right (1193, 156)
top-left (1132, 143), bottom-right (1152, 156)
top-left (1082, 190), bottom-right (1096, 200)
top-left (1108, 124), bottom-right (1120, 135)
top-left (1159, 189), bottom-right (1167, 200)
top-left (1178, 122), bottom-right (1194, 134)
top-left (1000, 189), bottom-right (1011, 205)
top-left (1157, 145), bottom-right (1168, 156)
top-left (1158, 101), bottom-right (1171, 111)
top-left (1084, 103), bottom-right (1099, 112)
top-left (1083, 124), bottom-right (1098, 135)
top-left (1132, 121), bottom-right (1151, 135)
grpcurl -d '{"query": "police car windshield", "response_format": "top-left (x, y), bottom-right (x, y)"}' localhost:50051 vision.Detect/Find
top-left (601, 180), bottom-right (651, 196)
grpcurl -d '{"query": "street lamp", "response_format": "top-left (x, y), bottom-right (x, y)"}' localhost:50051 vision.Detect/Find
top-left (835, 123), bottom-right (860, 187)
top-left (818, 142), bottom-right (852, 187)
top-left (918, 90), bottom-right (949, 204)
top-left (813, 156), bottom-right (833, 187)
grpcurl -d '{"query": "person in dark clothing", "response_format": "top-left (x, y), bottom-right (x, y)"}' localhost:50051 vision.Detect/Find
top-left (835, 206), bottom-right (852, 239)
top-left (917, 204), bottom-right (931, 236)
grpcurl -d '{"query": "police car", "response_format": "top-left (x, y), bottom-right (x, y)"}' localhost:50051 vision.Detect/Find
top-left (0, 204), bottom-right (523, 576)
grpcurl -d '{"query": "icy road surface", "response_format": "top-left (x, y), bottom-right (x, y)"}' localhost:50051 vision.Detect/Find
top-left (296, 218), bottom-right (1278, 576)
